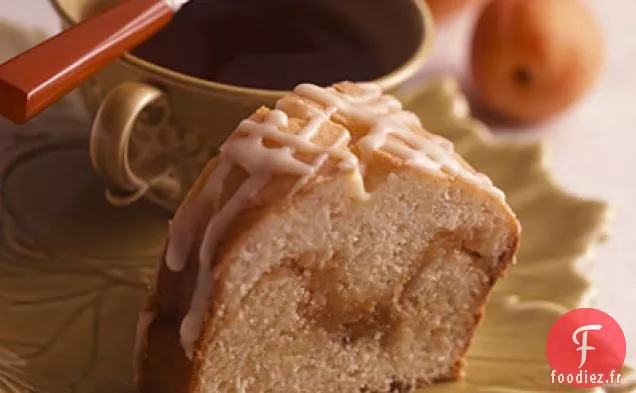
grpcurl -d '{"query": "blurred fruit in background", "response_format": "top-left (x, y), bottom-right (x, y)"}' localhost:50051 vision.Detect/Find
top-left (469, 0), bottom-right (604, 124)
top-left (425, 0), bottom-right (485, 23)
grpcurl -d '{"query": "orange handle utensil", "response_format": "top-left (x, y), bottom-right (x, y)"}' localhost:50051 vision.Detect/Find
top-left (0, 0), bottom-right (184, 124)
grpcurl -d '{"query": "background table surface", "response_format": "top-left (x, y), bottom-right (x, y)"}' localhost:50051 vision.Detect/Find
top-left (1, 0), bottom-right (634, 364)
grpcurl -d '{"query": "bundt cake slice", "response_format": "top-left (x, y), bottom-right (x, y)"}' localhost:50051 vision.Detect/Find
top-left (134, 82), bottom-right (521, 393)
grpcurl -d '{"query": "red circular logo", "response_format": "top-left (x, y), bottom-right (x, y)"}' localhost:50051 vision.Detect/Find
top-left (546, 308), bottom-right (626, 388)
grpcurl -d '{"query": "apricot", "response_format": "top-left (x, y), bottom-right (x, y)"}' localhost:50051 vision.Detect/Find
top-left (426, 0), bottom-right (484, 22)
top-left (470, 0), bottom-right (604, 123)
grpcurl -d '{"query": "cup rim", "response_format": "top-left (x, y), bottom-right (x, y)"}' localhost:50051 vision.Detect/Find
top-left (49, 0), bottom-right (435, 96)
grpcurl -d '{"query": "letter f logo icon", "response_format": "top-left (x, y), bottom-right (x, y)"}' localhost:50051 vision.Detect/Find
top-left (572, 324), bottom-right (603, 368)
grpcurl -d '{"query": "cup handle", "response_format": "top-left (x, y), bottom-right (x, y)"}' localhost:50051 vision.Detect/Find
top-left (90, 81), bottom-right (171, 207)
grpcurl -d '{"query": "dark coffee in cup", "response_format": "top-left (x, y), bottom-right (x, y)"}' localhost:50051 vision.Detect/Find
top-left (131, 0), bottom-right (393, 90)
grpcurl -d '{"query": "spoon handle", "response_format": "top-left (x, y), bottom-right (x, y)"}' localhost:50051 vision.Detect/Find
top-left (0, 0), bottom-right (175, 124)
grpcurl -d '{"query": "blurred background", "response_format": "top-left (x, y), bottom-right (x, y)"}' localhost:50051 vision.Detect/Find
top-left (1, 0), bottom-right (634, 366)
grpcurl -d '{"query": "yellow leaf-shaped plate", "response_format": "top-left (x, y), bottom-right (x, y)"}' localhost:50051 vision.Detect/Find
top-left (0, 20), bottom-right (632, 392)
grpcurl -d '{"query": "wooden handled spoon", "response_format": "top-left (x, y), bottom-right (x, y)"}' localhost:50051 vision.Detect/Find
top-left (0, 0), bottom-right (188, 124)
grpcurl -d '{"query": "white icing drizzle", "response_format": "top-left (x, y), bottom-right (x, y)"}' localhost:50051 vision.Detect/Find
top-left (157, 82), bottom-right (505, 359)
top-left (294, 83), bottom-right (503, 198)
top-left (180, 174), bottom-right (269, 356)
top-left (166, 160), bottom-right (233, 272)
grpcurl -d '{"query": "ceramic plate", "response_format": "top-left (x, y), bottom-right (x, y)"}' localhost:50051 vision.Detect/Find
top-left (0, 20), bottom-right (633, 393)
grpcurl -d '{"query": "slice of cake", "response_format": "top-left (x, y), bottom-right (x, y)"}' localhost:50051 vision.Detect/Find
top-left (134, 82), bottom-right (521, 393)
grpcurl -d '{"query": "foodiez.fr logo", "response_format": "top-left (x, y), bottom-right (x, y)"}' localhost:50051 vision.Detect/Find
top-left (546, 308), bottom-right (627, 388)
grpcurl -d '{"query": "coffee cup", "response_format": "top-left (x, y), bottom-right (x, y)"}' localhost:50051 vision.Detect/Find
top-left (50, 0), bottom-right (434, 211)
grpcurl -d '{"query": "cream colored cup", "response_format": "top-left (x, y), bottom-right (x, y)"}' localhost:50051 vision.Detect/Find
top-left (50, 0), bottom-right (434, 211)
